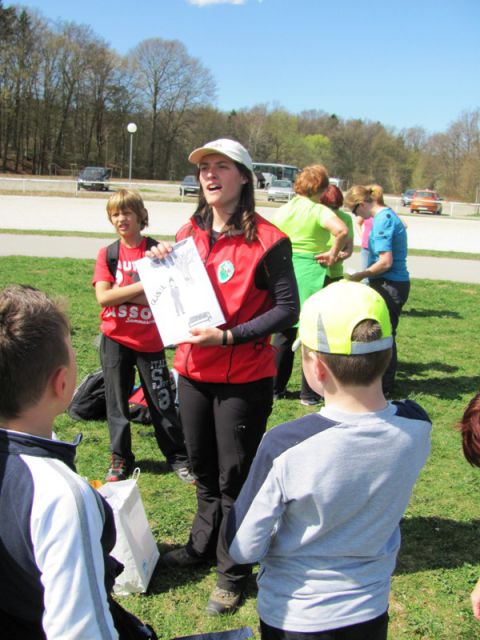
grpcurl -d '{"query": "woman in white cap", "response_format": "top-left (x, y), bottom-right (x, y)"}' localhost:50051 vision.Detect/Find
top-left (149, 139), bottom-right (299, 615)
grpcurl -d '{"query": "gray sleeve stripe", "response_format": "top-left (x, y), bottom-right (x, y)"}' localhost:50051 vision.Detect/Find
top-left (48, 459), bottom-right (114, 639)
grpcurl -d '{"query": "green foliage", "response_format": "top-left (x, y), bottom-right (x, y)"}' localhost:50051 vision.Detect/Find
top-left (2, 1), bottom-right (480, 198)
top-left (296, 133), bottom-right (332, 168)
top-left (1, 257), bottom-right (480, 639)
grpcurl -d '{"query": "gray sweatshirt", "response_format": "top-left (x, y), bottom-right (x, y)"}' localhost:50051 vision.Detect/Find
top-left (226, 400), bottom-right (431, 632)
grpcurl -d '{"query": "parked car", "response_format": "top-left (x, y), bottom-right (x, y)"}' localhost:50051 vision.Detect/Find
top-left (77, 166), bottom-right (110, 191)
top-left (179, 175), bottom-right (200, 196)
top-left (267, 179), bottom-right (295, 202)
top-left (401, 189), bottom-right (415, 207)
top-left (410, 189), bottom-right (442, 215)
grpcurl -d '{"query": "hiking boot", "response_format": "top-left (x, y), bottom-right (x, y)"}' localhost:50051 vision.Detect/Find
top-left (162, 547), bottom-right (204, 568)
top-left (206, 586), bottom-right (242, 615)
top-left (105, 455), bottom-right (134, 482)
top-left (170, 464), bottom-right (196, 485)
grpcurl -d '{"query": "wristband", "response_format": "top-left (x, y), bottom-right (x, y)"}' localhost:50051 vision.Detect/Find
top-left (222, 330), bottom-right (228, 346)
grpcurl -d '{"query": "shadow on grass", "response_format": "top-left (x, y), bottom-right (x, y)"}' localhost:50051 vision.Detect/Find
top-left (148, 551), bottom-right (259, 596)
top-left (396, 516), bottom-right (480, 574)
top-left (148, 545), bottom-right (215, 594)
top-left (136, 458), bottom-right (172, 476)
top-left (399, 361), bottom-right (459, 376)
top-left (403, 308), bottom-right (462, 319)
top-left (395, 359), bottom-right (480, 398)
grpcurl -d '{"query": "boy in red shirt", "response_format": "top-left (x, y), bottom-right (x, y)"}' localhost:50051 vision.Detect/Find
top-left (93, 189), bottom-right (192, 483)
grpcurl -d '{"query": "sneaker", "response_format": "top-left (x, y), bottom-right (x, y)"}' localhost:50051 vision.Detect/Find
top-left (206, 586), bottom-right (242, 615)
top-left (170, 464), bottom-right (196, 485)
top-left (105, 455), bottom-right (134, 482)
top-left (300, 398), bottom-right (321, 406)
top-left (273, 390), bottom-right (287, 401)
top-left (162, 547), bottom-right (204, 568)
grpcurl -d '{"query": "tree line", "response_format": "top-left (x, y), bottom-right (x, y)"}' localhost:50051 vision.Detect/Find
top-left (1, 2), bottom-right (479, 201)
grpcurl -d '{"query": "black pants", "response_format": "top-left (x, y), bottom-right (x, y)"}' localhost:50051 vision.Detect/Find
top-left (260, 611), bottom-right (388, 640)
top-left (369, 278), bottom-right (410, 393)
top-left (272, 328), bottom-right (319, 402)
top-left (100, 335), bottom-right (188, 467)
top-left (178, 374), bottom-right (273, 590)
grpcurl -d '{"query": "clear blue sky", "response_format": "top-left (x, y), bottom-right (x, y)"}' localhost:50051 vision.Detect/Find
top-left (20, 0), bottom-right (480, 134)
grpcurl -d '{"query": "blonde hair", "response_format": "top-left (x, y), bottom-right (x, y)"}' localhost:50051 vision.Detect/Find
top-left (294, 164), bottom-right (329, 198)
top-left (344, 185), bottom-right (374, 211)
top-left (366, 184), bottom-right (385, 206)
top-left (106, 189), bottom-right (149, 230)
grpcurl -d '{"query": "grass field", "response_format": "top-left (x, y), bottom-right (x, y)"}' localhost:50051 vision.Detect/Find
top-left (1, 256), bottom-right (479, 639)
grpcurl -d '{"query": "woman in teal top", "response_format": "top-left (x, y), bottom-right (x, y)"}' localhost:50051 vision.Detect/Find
top-left (272, 165), bottom-right (348, 405)
top-left (345, 184), bottom-right (409, 395)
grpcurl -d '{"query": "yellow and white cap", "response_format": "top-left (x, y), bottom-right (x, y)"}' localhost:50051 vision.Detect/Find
top-left (292, 281), bottom-right (393, 355)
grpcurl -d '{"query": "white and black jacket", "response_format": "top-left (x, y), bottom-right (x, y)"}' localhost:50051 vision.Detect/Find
top-left (0, 428), bottom-right (121, 639)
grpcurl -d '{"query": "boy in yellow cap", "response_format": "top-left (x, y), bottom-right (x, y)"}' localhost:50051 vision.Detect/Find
top-left (226, 281), bottom-right (431, 640)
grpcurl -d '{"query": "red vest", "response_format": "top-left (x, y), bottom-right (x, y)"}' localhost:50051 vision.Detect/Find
top-left (173, 213), bottom-right (287, 384)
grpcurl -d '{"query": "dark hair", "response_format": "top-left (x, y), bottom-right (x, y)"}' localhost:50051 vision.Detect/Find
top-left (0, 285), bottom-right (70, 420)
top-left (319, 319), bottom-right (392, 386)
top-left (457, 392), bottom-right (480, 467)
top-left (194, 161), bottom-right (257, 242)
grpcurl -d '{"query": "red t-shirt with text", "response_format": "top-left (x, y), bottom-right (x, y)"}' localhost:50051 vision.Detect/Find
top-left (92, 239), bottom-right (163, 352)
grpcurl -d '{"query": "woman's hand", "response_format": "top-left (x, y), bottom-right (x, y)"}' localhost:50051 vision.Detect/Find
top-left (315, 249), bottom-right (336, 267)
top-left (347, 271), bottom-right (366, 282)
top-left (179, 326), bottom-right (229, 347)
top-left (146, 240), bottom-right (174, 260)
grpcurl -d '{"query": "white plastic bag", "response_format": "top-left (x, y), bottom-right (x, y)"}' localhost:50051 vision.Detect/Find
top-left (99, 469), bottom-right (160, 596)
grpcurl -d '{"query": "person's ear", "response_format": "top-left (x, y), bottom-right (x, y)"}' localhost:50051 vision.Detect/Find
top-left (303, 349), bottom-right (327, 380)
top-left (313, 355), bottom-right (329, 382)
top-left (51, 366), bottom-right (68, 402)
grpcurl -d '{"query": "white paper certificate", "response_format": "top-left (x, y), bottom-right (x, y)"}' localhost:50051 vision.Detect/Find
top-left (135, 236), bottom-right (225, 346)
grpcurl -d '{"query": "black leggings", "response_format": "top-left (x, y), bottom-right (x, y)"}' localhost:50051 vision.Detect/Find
top-left (272, 329), bottom-right (319, 402)
top-left (369, 278), bottom-right (410, 393)
top-left (260, 611), bottom-right (388, 640)
top-left (178, 374), bottom-right (273, 590)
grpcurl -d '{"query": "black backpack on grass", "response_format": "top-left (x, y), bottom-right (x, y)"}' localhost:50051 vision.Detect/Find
top-left (67, 370), bottom-right (152, 424)
top-left (67, 370), bottom-right (107, 421)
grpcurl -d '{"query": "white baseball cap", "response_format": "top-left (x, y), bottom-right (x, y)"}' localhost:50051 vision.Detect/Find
top-left (188, 138), bottom-right (253, 173)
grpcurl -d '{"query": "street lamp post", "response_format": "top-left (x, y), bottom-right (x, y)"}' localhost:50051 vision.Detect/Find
top-left (127, 122), bottom-right (137, 181)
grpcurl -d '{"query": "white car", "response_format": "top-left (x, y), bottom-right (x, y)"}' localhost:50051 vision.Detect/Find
top-left (267, 179), bottom-right (294, 202)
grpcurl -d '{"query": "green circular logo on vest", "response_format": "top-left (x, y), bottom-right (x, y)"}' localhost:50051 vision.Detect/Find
top-left (218, 260), bottom-right (234, 283)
